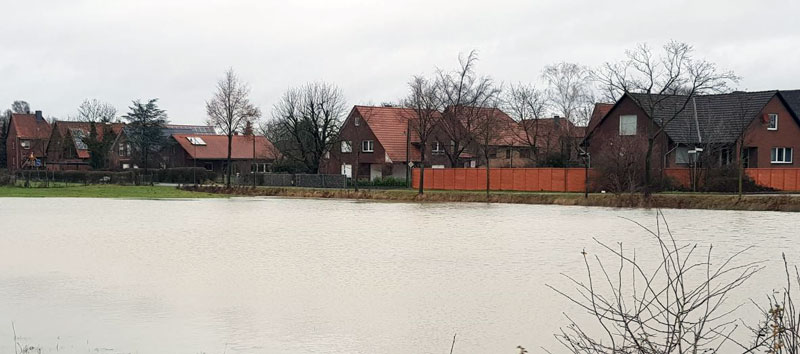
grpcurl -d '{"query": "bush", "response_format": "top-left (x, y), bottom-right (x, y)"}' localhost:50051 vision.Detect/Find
top-left (155, 167), bottom-right (217, 184)
top-left (270, 159), bottom-right (309, 174)
top-left (356, 176), bottom-right (408, 188)
top-left (699, 166), bottom-right (774, 193)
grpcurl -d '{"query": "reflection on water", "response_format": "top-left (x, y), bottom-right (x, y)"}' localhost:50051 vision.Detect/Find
top-left (0, 197), bottom-right (797, 353)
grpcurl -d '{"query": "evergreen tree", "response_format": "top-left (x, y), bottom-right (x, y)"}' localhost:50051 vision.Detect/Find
top-left (122, 99), bottom-right (168, 172)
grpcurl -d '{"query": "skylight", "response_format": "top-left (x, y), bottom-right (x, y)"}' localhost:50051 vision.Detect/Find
top-left (186, 136), bottom-right (207, 146)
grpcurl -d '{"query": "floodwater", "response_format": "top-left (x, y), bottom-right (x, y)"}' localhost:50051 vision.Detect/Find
top-left (0, 197), bottom-right (797, 354)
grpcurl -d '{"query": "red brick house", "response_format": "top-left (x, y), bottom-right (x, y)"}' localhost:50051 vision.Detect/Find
top-left (584, 91), bottom-right (800, 171)
top-left (490, 113), bottom-right (585, 168)
top-left (45, 121), bottom-right (126, 170)
top-left (5, 111), bottom-right (52, 171)
top-left (322, 105), bottom-right (453, 180)
top-left (166, 133), bottom-right (278, 174)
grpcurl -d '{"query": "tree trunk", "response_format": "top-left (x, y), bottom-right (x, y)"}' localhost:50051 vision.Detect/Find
top-left (226, 133), bottom-right (233, 188)
top-left (418, 146), bottom-right (426, 195)
top-left (644, 138), bottom-right (654, 198)
top-left (354, 147), bottom-right (360, 192)
top-left (485, 152), bottom-right (490, 199)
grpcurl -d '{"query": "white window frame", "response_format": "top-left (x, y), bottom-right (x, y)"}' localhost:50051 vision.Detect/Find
top-left (619, 115), bottom-right (637, 136)
top-left (354, 116), bottom-right (360, 126)
top-left (432, 141), bottom-right (444, 154)
top-left (768, 114), bottom-right (778, 130)
top-left (771, 147), bottom-right (793, 164)
top-left (362, 140), bottom-right (374, 153)
top-left (20, 140), bottom-right (31, 149)
top-left (341, 141), bottom-right (352, 153)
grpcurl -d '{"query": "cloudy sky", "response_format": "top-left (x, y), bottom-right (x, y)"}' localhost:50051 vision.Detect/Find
top-left (2, 0), bottom-right (799, 124)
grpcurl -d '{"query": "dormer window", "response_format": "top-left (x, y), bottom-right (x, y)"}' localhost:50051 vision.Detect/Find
top-left (186, 136), bottom-right (207, 146)
top-left (768, 114), bottom-right (778, 130)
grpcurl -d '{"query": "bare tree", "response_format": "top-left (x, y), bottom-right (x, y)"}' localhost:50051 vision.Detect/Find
top-left (75, 98), bottom-right (117, 123)
top-left (550, 211), bottom-right (767, 353)
top-left (594, 41), bottom-right (738, 196)
top-left (748, 254), bottom-right (800, 354)
top-left (11, 100), bottom-right (30, 115)
top-left (403, 76), bottom-right (442, 195)
top-left (270, 82), bottom-right (347, 174)
top-left (206, 68), bottom-right (261, 187)
top-left (437, 50), bottom-right (500, 167)
top-left (542, 62), bottom-right (595, 126)
top-left (504, 83), bottom-right (549, 165)
top-left (474, 101), bottom-right (506, 198)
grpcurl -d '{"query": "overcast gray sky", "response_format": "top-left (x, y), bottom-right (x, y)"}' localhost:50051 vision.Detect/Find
top-left (2, 0), bottom-right (799, 124)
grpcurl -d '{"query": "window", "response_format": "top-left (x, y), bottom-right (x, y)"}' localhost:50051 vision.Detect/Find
top-left (354, 116), bottom-right (360, 126)
top-left (432, 141), bottom-right (444, 154)
top-left (619, 115), bottom-right (637, 136)
top-left (362, 140), bottom-right (374, 152)
top-left (341, 163), bottom-right (352, 178)
top-left (720, 148), bottom-right (732, 166)
top-left (771, 147), bottom-right (793, 164)
top-left (20, 140), bottom-right (31, 149)
top-left (675, 147), bottom-right (690, 164)
top-left (186, 136), bottom-right (207, 146)
top-left (251, 163), bottom-right (270, 173)
top-left (505, 149), bottom-right (512, 159)
top-left (119, 143), bottom-right (132, 157)
top-left (341, 141), bottom-right (352, 153)
top-left (768, 114), bottom-right (778, 130)
top-left (122, 163), bottom-right (130, 169)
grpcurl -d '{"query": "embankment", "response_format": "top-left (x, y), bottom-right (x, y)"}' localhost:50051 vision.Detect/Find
top-left (180, 185), bottom-right (800, 212)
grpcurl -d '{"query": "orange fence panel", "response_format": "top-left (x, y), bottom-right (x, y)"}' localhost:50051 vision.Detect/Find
top-left (412, 167), bottom-right (800, 192)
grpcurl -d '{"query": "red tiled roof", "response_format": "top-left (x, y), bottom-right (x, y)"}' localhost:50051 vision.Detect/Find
top-left (354, 106), bottom-right (431, 162)
top-left (173, 134), bottom-right (278, 160)
top-left (10, 114), bottom-right (51, 139)
top-left (585, 103), bottom-right (614, 138)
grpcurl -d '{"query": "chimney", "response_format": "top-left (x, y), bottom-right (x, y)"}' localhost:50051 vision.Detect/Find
top-left (35, 110), bottom-right (43, 121)
top-left (553, 115), bottom-right (561, 126)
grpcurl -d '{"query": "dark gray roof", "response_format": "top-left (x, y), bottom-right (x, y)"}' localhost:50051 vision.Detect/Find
top-left (161, 124), bottom-right (216, 137)
top-left (779, 90), bottom-right (800, 118)
top-left (628, 91), bottom-right (777, 145)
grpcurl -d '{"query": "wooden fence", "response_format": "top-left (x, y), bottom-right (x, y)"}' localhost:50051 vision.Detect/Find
top-left (412, 167), bottom-right (800, 192)
top-left (411, 168), bottom-right (589, 192)
top-left (747, 168), bottom-right (800, 191)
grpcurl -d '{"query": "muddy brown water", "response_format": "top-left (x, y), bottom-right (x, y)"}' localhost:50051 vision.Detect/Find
top-left (0, 197), bottom-right (797, 353)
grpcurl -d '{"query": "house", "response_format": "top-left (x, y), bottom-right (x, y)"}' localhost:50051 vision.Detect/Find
top-left (489, 113), bottom-right (584, 168)
top-left (5, 111), bottom-right (51, 171)
top-left (323, 105), bottom-right (453, 180)
top-left (108, 124), bottom-right (218, 170)
top-left (45, 121), bottom-right (126, 170)
top-left (584, 90), bottom-right (800, 170)
top-left (166, 133), bottom-right (278, 174)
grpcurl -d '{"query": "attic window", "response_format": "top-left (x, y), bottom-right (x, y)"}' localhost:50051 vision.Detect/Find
top-left (187, 136), bottom-right (207, 146)
top-left (20, 140), bottom-right (31, 149)
top-left (768, 114), bottom-right (778, 130)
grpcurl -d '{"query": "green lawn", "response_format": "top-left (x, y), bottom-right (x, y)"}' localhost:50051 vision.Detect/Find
top-left (0, 184), bottom-right (225, 199)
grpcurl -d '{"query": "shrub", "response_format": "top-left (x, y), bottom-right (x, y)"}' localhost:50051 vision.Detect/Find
top-left (356, 176), bottom-right (408, 188)
top-left (155, 167), bottom-right (217, 184)
top-left (699, 166), bottom-right (774, 193)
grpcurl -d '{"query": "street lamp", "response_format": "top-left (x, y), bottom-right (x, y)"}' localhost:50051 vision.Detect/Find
top-left (579, 148), bottom-right (591, 199)
top-left (687, 147), bottom-right (703, 192)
